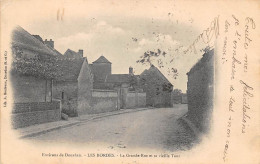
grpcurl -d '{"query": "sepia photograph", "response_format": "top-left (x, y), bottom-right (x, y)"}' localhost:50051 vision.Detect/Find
top-left (1, 0), bottom-right (260, 163)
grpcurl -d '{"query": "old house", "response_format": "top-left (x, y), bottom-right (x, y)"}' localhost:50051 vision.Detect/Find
top-left (140, 65), bottom-right (173, 107)
top-left (90, 56), bottom-right (139, 90)
top-left (52, 57), bottom-right (93, 116)
top-left (11, 26), bottom-right (61, 128)
top-left (171, 89), bottom-right (188, 104)
top-left (89, 55), bottom-right (146, 109)
top-left (186, 49), bottom-right (214, 132)
top-left (89, 55), bottom-right (112, 88)
top-left (11, 26), bottom-right (62, 103)
top-left (171, 89), bottom-right (183, 104)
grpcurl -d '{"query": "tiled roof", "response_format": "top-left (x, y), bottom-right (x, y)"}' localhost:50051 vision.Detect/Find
top-left (105, 74), bottom-right (130, 83)
top-left (63, 49), bottom-right (81, 58)
top-left (141, 65), bottom-right (172, 85)
top-left (89, 64), bottom-right (93, 72)
top-left (12, 26), bottom-right (56, 56)
top-left (93, 55), bottom-right (111, 64)
top-left (140, 69), bottom-right (148, 76)
top-left (53, 58), bottom-right (85, 81)
top-left (104, 74), bottom-right (139, 84)
top-left (53, 49), bottom-right (63, 57)
top-left (45, 44), bottom-right (63, 57)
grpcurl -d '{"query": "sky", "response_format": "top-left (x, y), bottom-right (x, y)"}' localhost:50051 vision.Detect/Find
top-left (9, 0), bottom-right (227, 92)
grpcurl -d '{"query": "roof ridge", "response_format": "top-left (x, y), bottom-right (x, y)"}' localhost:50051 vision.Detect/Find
top-left (149, 65), bottom-right (172, 85)
top-left (13, 26), bottom-right (56, 56)
top-left (93, 55), bottom-right (111, 63)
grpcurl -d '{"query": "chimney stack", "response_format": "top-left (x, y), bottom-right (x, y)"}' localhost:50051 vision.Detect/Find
top-left (129, 66), bottom-right (133, 74)
top-left (44, 39), bottom-right (54, 49)
top-left (78, 49), bottom-right (83, 57)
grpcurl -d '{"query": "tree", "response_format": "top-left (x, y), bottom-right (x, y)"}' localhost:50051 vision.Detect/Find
top-left (12, 46), bottom-right (63, 79)
top-left (173, 89), bottom-right (182, 95)
top-left (136, 49), bottom-right (179, 79)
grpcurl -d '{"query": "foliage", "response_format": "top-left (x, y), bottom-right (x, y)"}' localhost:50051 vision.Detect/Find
top-left (129, 74), bottom-right (139, 90)
top-left (173, 89), bottom-right (182, 95)
top-left (136, 48), bottom-right (179, 79)
top-left (200, 46), bottom-right (212, 54)
top-left (12, 46), bottom-right (63, 79)
top-left (140, 69), bottom-right (172, 95)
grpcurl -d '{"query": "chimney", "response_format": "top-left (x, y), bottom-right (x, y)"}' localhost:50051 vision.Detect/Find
top-left (129, 66), bottom-right (133, 74)
top-left (44, 39), bottom-right (54, 49)
top-left (78, 49), bottom-right (83, 57)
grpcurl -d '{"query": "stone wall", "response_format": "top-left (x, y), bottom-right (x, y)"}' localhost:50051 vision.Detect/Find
top-left (92, 63), bottom-right (111, 83)
top-left (53, 81), bottom-right (78, 116)
top-left (77, 59), bottom-right (93, 115)
top-left (187, 49), bottom-right (214, 133)
top-left (11, 101), bottom-right (61, 128)
top-left (125, 91), bottom-right (146, 108)
top-left (126, 92), bottom-right (136, 108)
top-left (89, 89), bottom-right (118, 114)
top-left (137, 92), bottom-right (146, 107)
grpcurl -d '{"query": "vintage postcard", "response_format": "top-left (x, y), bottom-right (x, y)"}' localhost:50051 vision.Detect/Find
top-left (1, 0), bottom-right (260, 163)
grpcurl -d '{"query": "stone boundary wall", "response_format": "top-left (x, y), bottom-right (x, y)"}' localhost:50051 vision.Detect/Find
top-left (137, 92), bottom-right (146, 108)
top-left (11, 101), bottom-right (61, 129)
top-left (89, 89), bottom-right (119, 114)
top-left (125, 91), bottom-right (146, 109)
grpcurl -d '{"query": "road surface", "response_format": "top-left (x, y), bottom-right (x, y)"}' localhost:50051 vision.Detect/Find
top-left (27, 105), bottom-right (196, 152)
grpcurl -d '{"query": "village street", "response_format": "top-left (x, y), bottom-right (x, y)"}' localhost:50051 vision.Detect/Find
top-left (27, 105), bottom-right (196, 152)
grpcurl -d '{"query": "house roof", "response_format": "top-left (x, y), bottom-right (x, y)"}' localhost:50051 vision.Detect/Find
top-left (32, 34), bottom-right (63, 57)
top-left (141, 65), bottom-right (172, 86)
top-left (32, 35), bottom-right (44, 42)
top-left (44, 44), bottom-right (63, 57)
top-left (53, 49), bottom-right (63, 57)
top-left (140, 69), bottom-right (148, 76)
top-left (53, 58), bottom-right (85, 81)
top-left (12, 26), bottom-right (56, 56)
top-left (63, 49), bottom-right (81, 58)
top-left (93, 55), bottom-right (111, 64)
top-left (105, 74), bottom-right (130, 83)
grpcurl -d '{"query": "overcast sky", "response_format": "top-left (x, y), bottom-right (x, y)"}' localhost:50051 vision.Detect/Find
top-left (11, 0), bottom-right (226, 92)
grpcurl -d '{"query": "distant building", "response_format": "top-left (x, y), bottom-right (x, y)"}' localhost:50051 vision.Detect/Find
top-left (89, 55), bottom-right (112, 86)
top-left (171, 90), bottom-right (182, 104)
top-left (186, 49), bottom-right (214, 132)
top-left (90, 56), bottom-right (139, 90)
top-left (63, 49), bottom-right (84, 59)
top-left (181, 93), bottom-right (188, 104)
top-left (52, 57), bottom-right (93, 116)
top-left (171, 90), bottom-right (187, 104)
top-left (140, 65), bottom-right (173, 107)
top-left (90, 55), bottom-right (146, 109)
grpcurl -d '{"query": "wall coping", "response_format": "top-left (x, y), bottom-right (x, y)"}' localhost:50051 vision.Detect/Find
top-left (91, 89), bottom-right (117, 92)
top-left (128, 91), bottom-right (146, 94)
top-left (11, 109), bottom-right (60, 115)
top-left (14, 100), bottom-right (60, 104)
